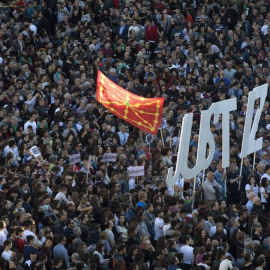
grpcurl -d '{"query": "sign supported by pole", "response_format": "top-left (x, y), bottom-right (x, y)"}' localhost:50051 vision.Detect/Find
top-left (166, 84), bottom-right (267, 189)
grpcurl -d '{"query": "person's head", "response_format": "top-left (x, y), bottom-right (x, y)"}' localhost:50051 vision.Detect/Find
top-left (207, 171), bottom-right (214, 181)
top-left (59, 210), bottom-right (67, 221)
top-left (253, 197), bottom-right (261, 206)
top-left (248, 192), bottom-right (256, 202)
top-left (3, 240), bottom-right (12, 250)
top-left (257, 256), bottom-right (265, 267)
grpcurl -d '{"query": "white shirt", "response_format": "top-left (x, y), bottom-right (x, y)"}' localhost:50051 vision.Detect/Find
top-left (0, 231), bottom-right (6, 245)
top-left (30, 24), bottom-right (37, 34)
top-left (260, 173), bottom-right (270, 183)
top-left (117, 131), bottom-right (129, 145)
top-left (246, 200), bottom-right (253, 214)
top-left (260, 186), bottom-right (268, 203)
top-left (23, 230), bottom-right (37, 241)
top-left (25, 96), bottom-right (37, 112)
top-left (1, 250), bottom-right (12, 261)
top-left (129, 177), bottom-right (136, 190)
top-left (209, 226), bottom-right (227, 237)
top-left (154, 217), bottom-right (164, 240)
top-left (245, 184), bottom-right (259, 197)
top-left (24, 120), bottom-right (37, 134)
top-left (55, 192), bottom-right (69, 204)
top-left (219, 259), bottom-right (233, 270)
top-left (163, 224), bottom-right (171, 235)
top-left (3, 145), bottom-right (21, 161)
top-left (180, 245), bottom-right (194, 265)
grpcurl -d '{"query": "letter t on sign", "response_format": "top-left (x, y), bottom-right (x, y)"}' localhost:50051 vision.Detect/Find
top-left (240, 84), bottom-right (267, 158)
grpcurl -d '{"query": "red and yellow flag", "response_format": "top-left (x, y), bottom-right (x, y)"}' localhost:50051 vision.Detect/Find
top-left (96, 71), bottom-right (164, 135)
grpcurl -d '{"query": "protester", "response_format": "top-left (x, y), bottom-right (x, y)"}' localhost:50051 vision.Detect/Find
top-left (0, 0), bottom-right (270, 269)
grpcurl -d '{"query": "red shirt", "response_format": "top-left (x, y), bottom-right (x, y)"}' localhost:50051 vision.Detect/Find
top-left (145, 25), bottom-right (158, 43)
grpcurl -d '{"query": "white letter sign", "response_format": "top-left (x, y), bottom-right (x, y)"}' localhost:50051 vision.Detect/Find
top-left (167, 98), bottom-right (237, 188)
top-left (240, 84), bottom-right (267, 158)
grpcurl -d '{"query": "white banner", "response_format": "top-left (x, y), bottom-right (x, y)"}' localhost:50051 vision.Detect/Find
top-left (128, 166), bottom-right (145, 177)
top-left (103, 153), bottom-right (118, 162)
top-left (69, 154), bottom-right (81, 165)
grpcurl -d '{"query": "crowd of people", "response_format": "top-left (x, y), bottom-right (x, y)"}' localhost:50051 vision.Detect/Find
top-left (1, 0), bottom-right (270, 269)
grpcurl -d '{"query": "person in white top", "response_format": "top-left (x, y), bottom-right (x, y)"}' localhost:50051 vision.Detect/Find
top-left (163, 215), bottom-right (171, 236)
top-left (219, 258), bottom-right (233, 270)
top-left (209, 222), bottom-right (227, 237)
top-left (24, 111), bottom-right (37, 134)
top-left (1, 240), bottom-right (12, 261)
top-left (25, 93), bottom-right (40, 112)
top-left (3, 140), bottom-right (21, 162)
top-left (117, 124), bottom-right (129, 145)
top-left (260, 177), bottom-right (269, 211)
top-left (180, 235), bottom-right (194, 266)
top-left (260, 164), bottom-right (270, 183)
top-left (0, 221), bottom-right (7, 246)
top-left (23, 220), bottom-right (38, 241)
top-left (55, 186), bottom-right (69, 204)
top-left (245, 176), bottom-right (259, 197)
top-left (154, 209), bottom-right (164, 241)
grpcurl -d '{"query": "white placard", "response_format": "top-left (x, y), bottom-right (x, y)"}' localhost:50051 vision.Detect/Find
top-left (128, 166), bottom-right (145, 177)
top-left (103, 153), bottom-right (118, 162)
top-left (69, 154), bottom-right (81, 165)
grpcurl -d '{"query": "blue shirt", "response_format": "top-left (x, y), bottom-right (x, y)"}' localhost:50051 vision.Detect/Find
top-left (137, 201), bottom-right (146, 210)
top-left (53, 244), bottom-right (69, 266)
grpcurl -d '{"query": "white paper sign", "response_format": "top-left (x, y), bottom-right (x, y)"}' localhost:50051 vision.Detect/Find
top-left (30, 146), bottom-right (43, 163)
top-left (160, 118), bottom-right (167, 129)
top-left (69, 154), bottom-right (81, 165)
top-left (103, 153), bottom-right (118, 162)
top-left (146, 134), bottom-right (153, 145)
top-left (128, 166), bottom-right (145, 177)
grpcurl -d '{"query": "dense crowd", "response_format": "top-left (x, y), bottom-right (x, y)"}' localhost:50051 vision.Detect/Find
top-left (1, 0), bottom-right (270, 269)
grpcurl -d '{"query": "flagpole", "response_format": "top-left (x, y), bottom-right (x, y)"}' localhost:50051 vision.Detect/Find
top-left (86, 155), bottom-right (91, 183)
top-left (253, 152), bottom-right (256, 170)
top-left (201, 170), bottom-right (205, 199)
top-left (239, 158), bottom-right (243, 190)
top-left (224, 167), bottom-right (227, 201)
top-left (34, 156), bottom-right (46, 172)
top-left (160, 128), bottom-right (165, 147)
top-left (192, 176), bottom-right (196, 209)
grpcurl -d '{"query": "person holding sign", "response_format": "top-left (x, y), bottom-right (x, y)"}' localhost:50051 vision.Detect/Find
top-left (226, 163), bottom-right (243, 204)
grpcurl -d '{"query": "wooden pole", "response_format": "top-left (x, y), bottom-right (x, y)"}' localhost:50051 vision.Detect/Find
top-left (86, 155), bottom-right (91, 183)
top-left (201, 170), bottom-right (205, 199)
top-left (253, 153), bottom-right (256, 170)
top-left (192, 176), bottom-right (196, 209)
top-left (160, 128), bottom-right (165, 147)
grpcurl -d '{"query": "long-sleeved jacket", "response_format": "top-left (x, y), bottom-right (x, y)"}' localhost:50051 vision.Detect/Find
top-left (202, 179), bottom-right (222, 201)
